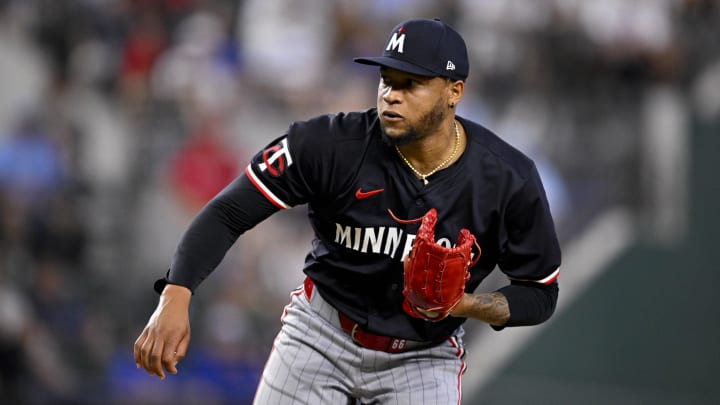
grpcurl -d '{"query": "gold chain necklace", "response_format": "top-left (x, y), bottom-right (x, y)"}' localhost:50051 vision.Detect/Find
top-left (395, 120), bottom-right (460, 186)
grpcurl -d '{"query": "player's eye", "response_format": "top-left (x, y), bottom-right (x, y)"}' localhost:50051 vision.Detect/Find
top-left (382, 78), bottom-right (414, 90)
top-left (401, 79), bottom-right (418, 89)
top-left (379, 74), bottom-right (421, 91)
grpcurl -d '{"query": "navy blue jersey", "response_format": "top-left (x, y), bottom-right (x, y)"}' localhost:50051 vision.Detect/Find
top-left (238, 108), bottom-right (561, 341)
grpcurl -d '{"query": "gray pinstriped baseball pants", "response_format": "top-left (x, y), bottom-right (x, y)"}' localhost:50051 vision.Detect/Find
top-left (252, 281), bottom-right (467, 404)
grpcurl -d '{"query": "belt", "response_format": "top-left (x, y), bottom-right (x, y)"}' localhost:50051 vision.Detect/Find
top-left (337, 311), bottom-right (415, 353)
top-left (303, 277), bottom-right (433, 354)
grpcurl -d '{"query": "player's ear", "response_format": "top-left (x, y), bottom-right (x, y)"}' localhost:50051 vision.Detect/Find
top-left (448, 79), bottom-right (464, 109)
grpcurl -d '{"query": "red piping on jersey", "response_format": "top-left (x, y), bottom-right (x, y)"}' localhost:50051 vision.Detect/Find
top-left (245, 165), bottom-right (290, 209)
top-left (386, 208), bottom-right (425, 224)
top-left (540, 267), bottom-right (560, 284)
top-left (388, 208), bottom-right (482, 268)
top-left (510, 267), bottom-right (560, 285)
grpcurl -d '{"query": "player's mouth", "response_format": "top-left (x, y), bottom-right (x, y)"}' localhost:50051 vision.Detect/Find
top-left (381, 111), bottom-right (404, 122)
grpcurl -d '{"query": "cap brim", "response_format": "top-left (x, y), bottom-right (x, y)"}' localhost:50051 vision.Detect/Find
top-left (353, 56), bottom-right (437, 77)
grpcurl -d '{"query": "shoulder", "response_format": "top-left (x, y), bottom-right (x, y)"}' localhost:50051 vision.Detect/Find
top-left (459, 116), bottom-right (537, 181)
top-left (283, 109), bottom-right (381, 171)
top-left (289, 108), bottom-right (378, 144)
top-left (280, 109), bottom-right (382, 185)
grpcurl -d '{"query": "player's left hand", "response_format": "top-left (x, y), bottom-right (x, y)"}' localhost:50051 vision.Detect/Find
top-left (393, 208), bottom-right (480, 322)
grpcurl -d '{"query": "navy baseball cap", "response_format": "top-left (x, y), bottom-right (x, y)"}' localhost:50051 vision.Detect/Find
top-left (354, 18), bottom-right (469, 81)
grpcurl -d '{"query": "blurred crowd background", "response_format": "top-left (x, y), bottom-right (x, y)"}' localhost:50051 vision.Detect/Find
top-left (0, 0), bottom-right (718, 404)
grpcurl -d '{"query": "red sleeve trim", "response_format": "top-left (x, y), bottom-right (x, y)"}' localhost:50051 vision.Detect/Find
top-left (245, 165), bottom-right (290, 209)
top-left (509, 267), bottom-right (560, 285)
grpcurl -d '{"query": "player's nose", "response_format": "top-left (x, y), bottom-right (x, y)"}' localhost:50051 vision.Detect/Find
top-left (381, 85), bottom-right (402, 104)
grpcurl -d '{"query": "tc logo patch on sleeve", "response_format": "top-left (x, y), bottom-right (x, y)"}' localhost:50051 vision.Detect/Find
top-left (258, 137), bottom-right (293, 177)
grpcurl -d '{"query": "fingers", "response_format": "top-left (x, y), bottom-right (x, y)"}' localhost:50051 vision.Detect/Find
top-left (134, 326), bottom-right (190, 380)
top-left (135, 329), bottom-right (166, 379)
top-left (133, 329), bottom-right (170, 380)
top-left (161, 343), bottom-right (177, 376)
top-left (147, 336), bottom-right (167, 380)
top-left (133, 329), bottom-right (148, 369)
top-left (175, 330), bottom-right (190, 362)
top-left (163, 330), bottom-right (190, 375)
top-left (163, 352), bottom-right (178, 376)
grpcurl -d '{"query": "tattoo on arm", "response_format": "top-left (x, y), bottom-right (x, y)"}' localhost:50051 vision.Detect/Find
top-left (461, 292), bottom-right (510, 326)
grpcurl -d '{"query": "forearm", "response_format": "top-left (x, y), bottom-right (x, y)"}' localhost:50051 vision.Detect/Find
top-left (496, 282), bottom-right (558, 327)
top-left (451, 292), bottom-right (510, 327)
top-left (452, 281), bottom-right (559, 328)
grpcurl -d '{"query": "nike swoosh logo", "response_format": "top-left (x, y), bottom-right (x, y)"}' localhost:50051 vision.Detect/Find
top-left (355, 188), bottom-right (385, 199)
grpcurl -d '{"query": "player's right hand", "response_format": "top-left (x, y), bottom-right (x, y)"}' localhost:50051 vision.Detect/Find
top-left (133, 284), bottom-right (192, 380)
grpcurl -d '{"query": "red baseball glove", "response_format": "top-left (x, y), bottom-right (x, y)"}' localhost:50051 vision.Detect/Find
top-left (390, 208), bottom-right (481, 321)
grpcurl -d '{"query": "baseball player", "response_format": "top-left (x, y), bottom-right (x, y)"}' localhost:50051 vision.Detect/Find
top-left (134, 18), bottom-right (561, 404)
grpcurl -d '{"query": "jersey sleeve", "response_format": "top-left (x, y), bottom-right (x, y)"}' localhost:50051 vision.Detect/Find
top-left (154, 115), bottom-right (342, 294)
top-left (497, 162), bottom-right (561, 285)
top-left (491, 162), bottom-right (562, 328)
top-left (244, 116), bottom-right (336, 209)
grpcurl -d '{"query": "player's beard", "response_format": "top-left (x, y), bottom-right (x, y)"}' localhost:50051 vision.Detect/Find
top-left (380, 99), bottom-right (447, 147)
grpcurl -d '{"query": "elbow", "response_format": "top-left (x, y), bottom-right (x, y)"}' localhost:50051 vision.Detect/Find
top-left (539, 281), bottom-right (559, 324)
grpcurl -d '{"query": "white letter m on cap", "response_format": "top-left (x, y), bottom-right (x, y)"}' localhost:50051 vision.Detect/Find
top-left (386, 33), bottom-right (406, 53)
